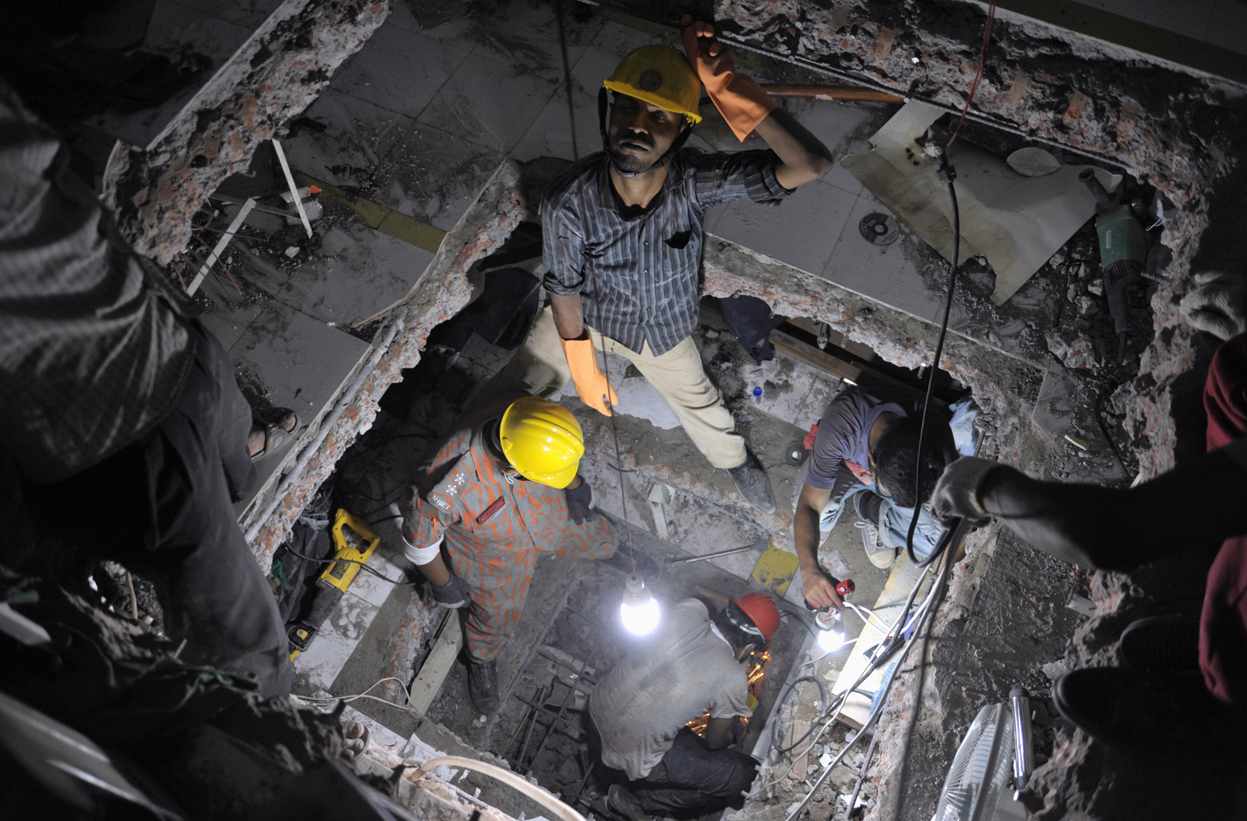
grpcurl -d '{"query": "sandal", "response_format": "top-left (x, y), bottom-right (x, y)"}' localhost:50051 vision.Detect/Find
top-left (251, 407), bottom-right (300, 460)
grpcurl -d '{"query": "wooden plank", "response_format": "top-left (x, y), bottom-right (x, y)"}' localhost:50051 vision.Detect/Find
top-left (784, 317), bottom-right (879, 362)
top-left (770, 329), bottom-right (863, 384)
top-left (407, 610), bottom-right (463, 715)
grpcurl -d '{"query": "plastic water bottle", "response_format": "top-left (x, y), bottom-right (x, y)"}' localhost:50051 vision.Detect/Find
top-left (752, 386), bottom-right (763, 402)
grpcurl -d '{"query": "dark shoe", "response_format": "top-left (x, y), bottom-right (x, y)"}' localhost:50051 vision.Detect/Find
top-left (856, 520), bottom-right (897, 569)
top-left (728, 460), bottom-right (776, 514)
top-left (1053, 667), bottom-right (1245, 768)
top-left (251, 407), bottom-right (300, 460)
top-left (466, 659), bottom-right (500, 714)
top-left (1119, 614), bottom-right (1200, 672)
top-left (606, 784), bottom-right (653, 821)
top-left (600, 548), bottom-right (660, 584)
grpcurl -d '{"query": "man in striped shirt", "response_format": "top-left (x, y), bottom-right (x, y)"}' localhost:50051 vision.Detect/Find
top-left (491, 19), bottom-right (833, 514)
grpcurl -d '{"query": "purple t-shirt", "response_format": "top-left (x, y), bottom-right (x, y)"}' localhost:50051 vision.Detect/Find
top-left (805, 388), bottom-right (907, 491)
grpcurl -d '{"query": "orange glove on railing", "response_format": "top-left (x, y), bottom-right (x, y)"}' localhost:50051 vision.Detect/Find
top-left (560, 335), bottom-right (618, 416)
top-left (681, 16), bottom-right (777, 142)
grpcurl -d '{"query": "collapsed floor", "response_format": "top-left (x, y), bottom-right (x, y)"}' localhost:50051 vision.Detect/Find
top-left (6, 0), bottom-right (1247, 820)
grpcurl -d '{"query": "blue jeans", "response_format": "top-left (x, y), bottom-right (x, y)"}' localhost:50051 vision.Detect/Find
top-left (792, 460), bottom-right (940, 561)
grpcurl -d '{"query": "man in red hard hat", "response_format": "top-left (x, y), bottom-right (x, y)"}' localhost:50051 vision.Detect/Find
top-left (590, 591), bottom-right (780, 820)
top-left (489, 17), bottom-right (834, 516)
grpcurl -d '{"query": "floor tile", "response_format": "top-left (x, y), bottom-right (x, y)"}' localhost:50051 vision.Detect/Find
top-left (467, 0), bottom-right (606, 80)
top-left (1207, 0), bottom-right (1247, 55)
top-left (230, 301), bottom-right (372, 434)
top-left (417, 49), bottom-right (562, 154)
top-left (283, 90), bottom-right (414, 187)
top-left (168, 0), bottom-right (283, 29)
top-left (819, 195), bottom-right (943, 322)
top-left (710, 179), bottom-right (858, 278)
top-left (270, 222), bottom-right (435, 327)
top-left (372, 122), bottom-right (506, 230)
top-left (330, 23), bottom-right (470, 119)
top-left (292, 593), bottom-right (382, 694)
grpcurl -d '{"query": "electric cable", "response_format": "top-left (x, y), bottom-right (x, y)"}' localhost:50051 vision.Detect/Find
top-left (281, 544), bottom-right (421, 586)
top-left (903, 0), bottom-right (995, 568)
top-left (597, 337), bottom-right (638, 577)
top-left (891, 523), bottom-right (962, 821)
top-left (555, 0), bottom-right (579, 162)
top-left (903, 157), bottom-right (960, 569)
top-left (780, 540), bottom-right (956, 821)
top-left (292, 676), bottom-right (419, 711)
top-left (944, 1), bottom-right (997, 151)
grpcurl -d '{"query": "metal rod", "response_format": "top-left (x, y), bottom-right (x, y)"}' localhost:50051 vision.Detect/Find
top-left (271, 139), bottom-right (312, 237)
top-left (528, 633), bottom-right (601, 769)
top-left (760, 83), bottom-right (904, 103)
top-left (518, 685), bottom-right (546, 765)
top-left (511, 694), bottom-right (586, 742)
top-left (667, 538), bottom-right (766, 564)
top-left (188, 197), bottom-right (254, 296)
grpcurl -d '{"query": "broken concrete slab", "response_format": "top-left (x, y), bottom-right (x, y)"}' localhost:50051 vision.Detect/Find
top-left (103, 0), bottom-right (387, 262)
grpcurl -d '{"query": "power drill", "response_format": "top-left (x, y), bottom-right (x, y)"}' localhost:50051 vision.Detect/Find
top-left (1079, 169), bottom-right (1147, 364)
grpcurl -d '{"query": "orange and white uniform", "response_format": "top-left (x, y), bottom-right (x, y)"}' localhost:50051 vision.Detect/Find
top-left (401, 401), bottom-right (619, 661)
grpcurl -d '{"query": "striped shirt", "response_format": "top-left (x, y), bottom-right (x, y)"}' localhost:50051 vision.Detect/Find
top-left (0, 82), bottom-right (194, 482)
top-left (541, 149), bottom-right (791, 355)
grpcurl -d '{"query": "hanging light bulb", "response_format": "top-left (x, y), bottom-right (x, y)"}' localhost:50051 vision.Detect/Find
top-left (620, 574), bottom-right (660, 635)
top-left (815, 609), bottom-right (846, 652)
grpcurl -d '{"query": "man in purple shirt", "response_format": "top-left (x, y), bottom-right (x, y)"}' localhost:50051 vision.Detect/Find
top-left (793, 387), bottom-right (956, 610)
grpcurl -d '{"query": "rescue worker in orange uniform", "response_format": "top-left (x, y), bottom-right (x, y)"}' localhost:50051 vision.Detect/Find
top-left (400, 395), bottom-right (623, 713)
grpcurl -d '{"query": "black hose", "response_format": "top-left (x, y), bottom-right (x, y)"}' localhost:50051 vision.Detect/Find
top-left (905, 157), bottom-right (960, 568)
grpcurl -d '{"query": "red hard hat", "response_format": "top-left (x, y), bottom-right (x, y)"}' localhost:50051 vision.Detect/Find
top-left (730, 592), bottom-right (781, 647)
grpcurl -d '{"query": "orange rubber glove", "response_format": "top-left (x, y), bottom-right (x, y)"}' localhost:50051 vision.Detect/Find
top-left (560, 335), bottom-right (618, 416)
top-left (681, 16), bottom-right (777, 142)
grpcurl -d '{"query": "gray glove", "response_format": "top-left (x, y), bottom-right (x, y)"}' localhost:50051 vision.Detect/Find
top-left (565, 479), bottom-right (596, 525)
top-left (1179, 271), bottom-right (1247, 342)
top-left (930, 457), bottom-right (1002, 525)
top-left (430, 574), bottom-right (472, 609)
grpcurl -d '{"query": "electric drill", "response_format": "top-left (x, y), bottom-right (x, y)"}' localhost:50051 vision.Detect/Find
top-left (1079, 169), bottom-right (1147, 364)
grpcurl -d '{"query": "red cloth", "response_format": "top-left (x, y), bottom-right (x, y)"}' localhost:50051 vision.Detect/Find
top-left (1200, 331), bottom-right (1247, 705)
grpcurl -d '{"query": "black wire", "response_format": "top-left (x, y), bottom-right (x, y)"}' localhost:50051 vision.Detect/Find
top-left (904, 156), bottom-right (960, 568)
top-left (555, 0), bottom-right (579, 162)
top-left (281, 544), bottom-right (421, 586)
top-left (771, 676), bottom-right (828, 754)
top-left (892, 529), bottom-right (956, 821)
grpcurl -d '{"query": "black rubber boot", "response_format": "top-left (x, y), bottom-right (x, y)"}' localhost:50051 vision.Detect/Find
top-left (466, 658), bottom-right (500, 714)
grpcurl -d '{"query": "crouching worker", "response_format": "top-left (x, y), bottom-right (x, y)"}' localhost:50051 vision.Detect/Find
top-left (400, 395), bottom-right (622, 714)
top-left (590, 593), bottom-right (780, 820)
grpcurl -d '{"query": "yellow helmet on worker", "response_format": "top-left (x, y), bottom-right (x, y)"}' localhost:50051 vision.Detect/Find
top-left (500, 397), bottom-right (585, 489)
top-left (603, 45), bottom-right (703, 125)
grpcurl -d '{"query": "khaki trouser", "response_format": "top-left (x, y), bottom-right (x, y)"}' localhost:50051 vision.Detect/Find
top-left (488, 305), bottom-right (747, 470)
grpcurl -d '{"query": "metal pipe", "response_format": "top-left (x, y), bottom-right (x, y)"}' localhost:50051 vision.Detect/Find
top-left (668, 539), bottom-right (766, 564)
top-left (412, 756), bottom-right (588, 821)
top-left (760, 83), bottom-right (904, 103)
top-left (243, 309), bottom-right (408, 544)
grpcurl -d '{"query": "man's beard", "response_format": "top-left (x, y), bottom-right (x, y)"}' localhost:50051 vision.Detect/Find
top-left (609, 138), bottom-right (656, 174)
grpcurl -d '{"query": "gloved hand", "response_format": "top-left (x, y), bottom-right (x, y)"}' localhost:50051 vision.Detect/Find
top-left (430, 574), bottom-right (472, 609)
top-left (930, 456), bottom-right (1003, 525)
top-left (1179, 270), bottom-right (1247, 342)
top-left (681, 14), bottom-right (777, 142)
top-left (565, 479), bottom-right (596, 525)
top-left (560, 335), bottom-right (618, 416)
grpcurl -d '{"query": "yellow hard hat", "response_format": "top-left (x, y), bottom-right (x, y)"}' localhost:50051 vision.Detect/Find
top-left (499, 397), bottom-right (585, 489)
top-left (603, 45), bottom-right (703, 125)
